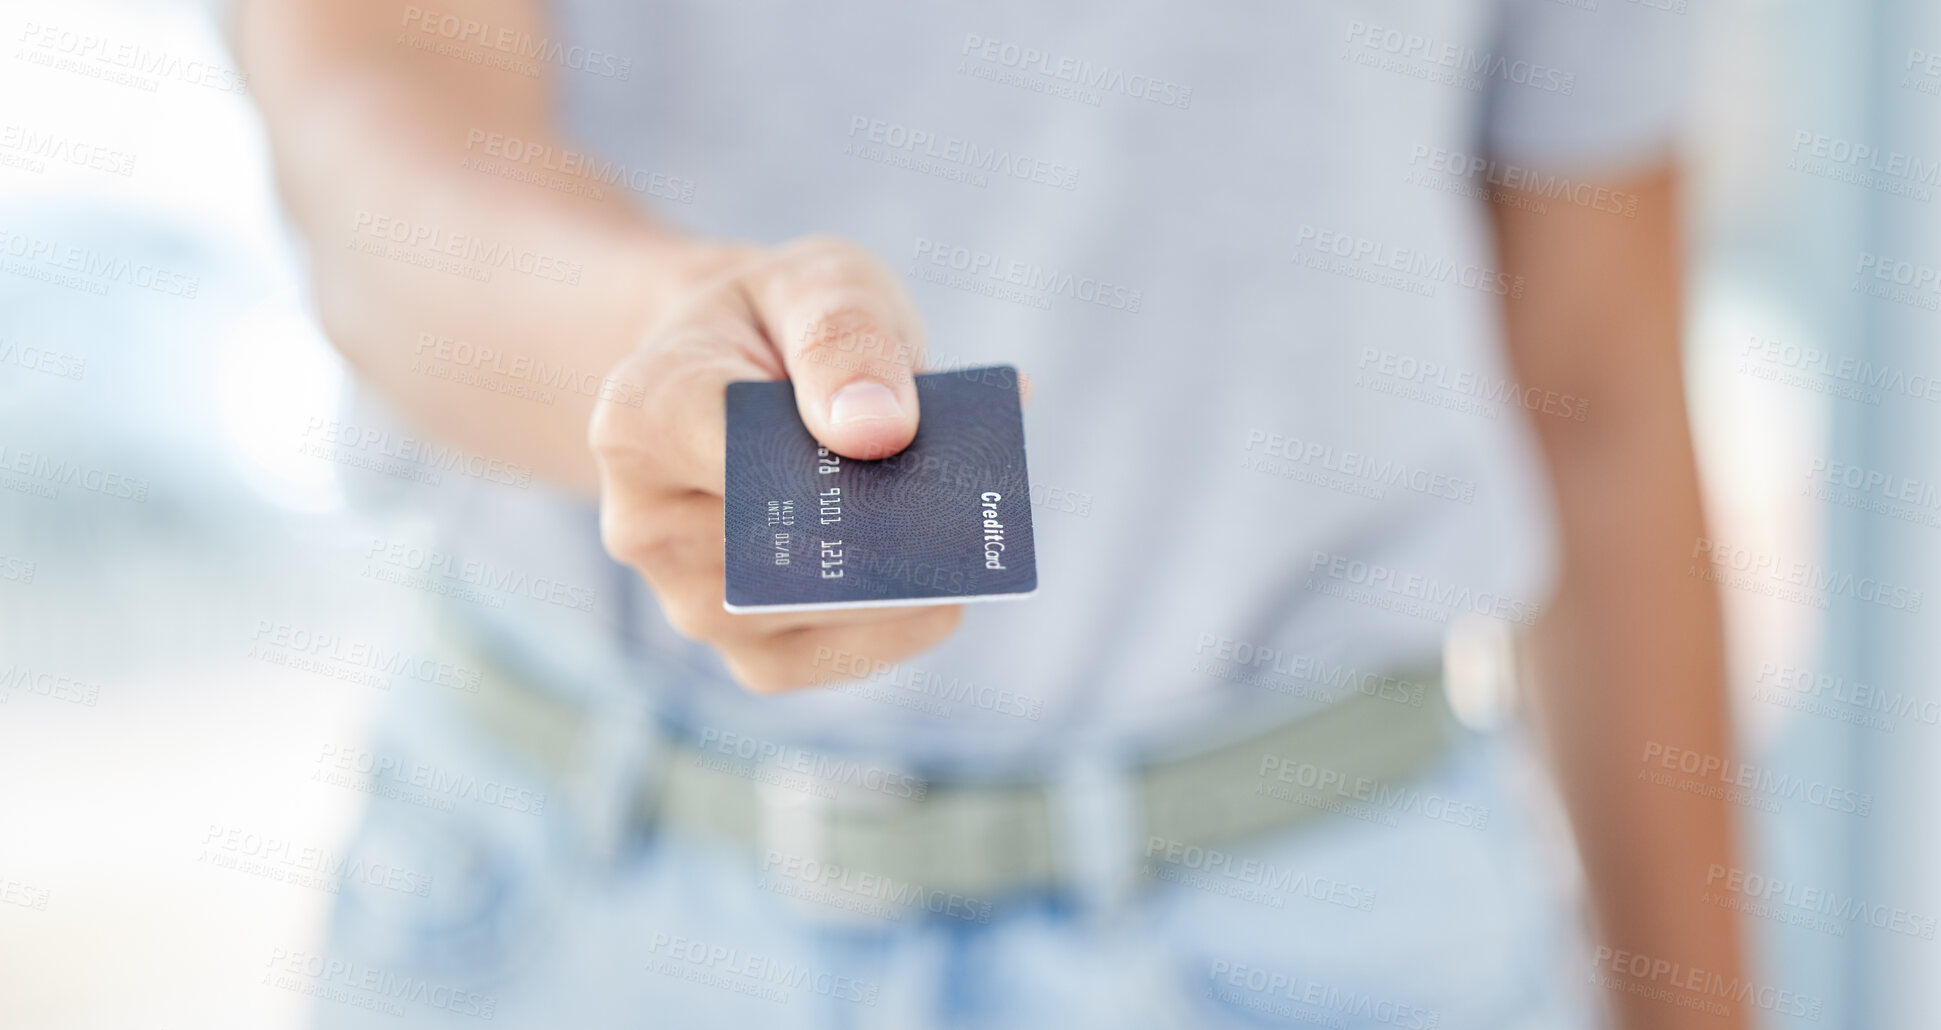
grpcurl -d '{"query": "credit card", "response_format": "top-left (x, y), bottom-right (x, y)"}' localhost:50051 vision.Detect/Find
top-left (723, 365), bottom-right (1038, 612)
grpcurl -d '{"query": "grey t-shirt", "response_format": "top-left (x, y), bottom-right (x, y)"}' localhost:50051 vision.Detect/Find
top-left (412, 0), bottom-right (1690, 771)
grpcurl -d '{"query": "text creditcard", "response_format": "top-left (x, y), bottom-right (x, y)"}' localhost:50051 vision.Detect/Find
top-left (723, 365), bottom-right (1038, 612)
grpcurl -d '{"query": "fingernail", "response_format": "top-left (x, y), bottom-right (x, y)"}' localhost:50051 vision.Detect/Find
top-left (829, 380), bottom-right (904, 424)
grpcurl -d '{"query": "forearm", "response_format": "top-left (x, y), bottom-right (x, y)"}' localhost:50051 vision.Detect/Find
top-left (1524, 427), bottom-right (1745, 1030)
top-left (1494, 167), bottom-right (1747, 1030)
top-left (236, 0), bottom-right (717, 491)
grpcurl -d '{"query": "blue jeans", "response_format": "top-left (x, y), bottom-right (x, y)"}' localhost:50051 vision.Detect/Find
top-left (303, 667), bottom-right (1603, 1029)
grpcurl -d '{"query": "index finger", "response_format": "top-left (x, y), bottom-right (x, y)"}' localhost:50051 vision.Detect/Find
top-left (589, 291), bottom-right (779, 498)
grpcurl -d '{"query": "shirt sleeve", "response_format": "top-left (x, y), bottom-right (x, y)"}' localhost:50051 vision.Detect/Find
top-left (1483, 0), bottom-right (1696, 172)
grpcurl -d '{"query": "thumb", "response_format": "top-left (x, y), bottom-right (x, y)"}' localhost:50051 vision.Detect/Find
top-left (744, 240), bottom-right (925, 461)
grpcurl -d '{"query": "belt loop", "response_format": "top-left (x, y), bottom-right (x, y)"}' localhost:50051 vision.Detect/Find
top-left (564, 688), bottom-right (656, 866)
top-left (755, 774), bottom-right (832, 874)
top-left (1444, 613), bottom-right (1516, 733)
top-left (1048, 751), bottom-right (1143, 917)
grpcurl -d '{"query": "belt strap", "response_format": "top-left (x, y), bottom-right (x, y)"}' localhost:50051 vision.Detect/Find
top-left (454, 632), bottom-right (1454, 904)
top-left (657, 752), bottom-right (1061, 900)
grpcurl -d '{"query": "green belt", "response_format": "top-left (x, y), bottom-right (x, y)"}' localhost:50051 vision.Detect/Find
top-left (455, 631), bottom-right (1456, 907)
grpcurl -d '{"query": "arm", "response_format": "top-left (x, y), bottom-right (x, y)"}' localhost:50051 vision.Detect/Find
top-left (234, 0), bottom-right (728, 491)
top-left (237, 0), bottom-right (962, 686)
top-left (1492, 167), bottom-right (1749, 1030)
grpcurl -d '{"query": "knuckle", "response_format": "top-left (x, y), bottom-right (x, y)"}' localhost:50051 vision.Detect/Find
top-left (631, 346), bottom-right (709, 423)
top-left (794, 302), bottom-right (905, 371)
top-left (596, 508), bottom-right (684, 581)
top-left (595, 338), bottom-right (741, 489)
top-left (721, 649), bottom-right (807, 694)
top-left (585, 390), bottom-right (637, 457)
top-left (933, 611), bottom-right (966, 644)
top-left (801, 301), bottom-right (887, 345)
top-left (588, 347), bottom-right (683, 459)
top-left (772, 238), bottom-right (896, 300)
top-left (656, 594), bottom-right (722, 643)
top-left (673, 242), bottom-right (766, 293)
top-left (889, 606), bottom-right (964, 653)
top-left (779, 233), bottom-right (866, 268)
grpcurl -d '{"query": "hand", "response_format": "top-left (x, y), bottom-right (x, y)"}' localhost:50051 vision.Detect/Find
top-left (589, 236), bottom-right (964, 691)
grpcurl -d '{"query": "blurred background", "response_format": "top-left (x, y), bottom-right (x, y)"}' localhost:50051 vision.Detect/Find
top-left (1, 0), bottom-right (1938, 1025)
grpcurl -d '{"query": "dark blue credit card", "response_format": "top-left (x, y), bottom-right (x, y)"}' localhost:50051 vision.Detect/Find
top-left (723, 366), bottom-right (1038, 612)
